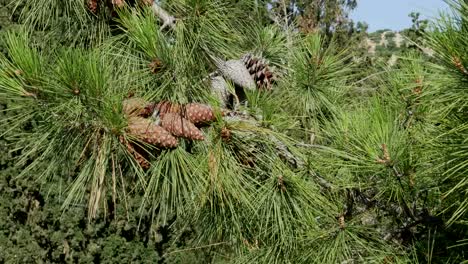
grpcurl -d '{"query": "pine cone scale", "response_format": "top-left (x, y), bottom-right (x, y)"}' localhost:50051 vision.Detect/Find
top-left (242, 53), bottom-right (275, 90)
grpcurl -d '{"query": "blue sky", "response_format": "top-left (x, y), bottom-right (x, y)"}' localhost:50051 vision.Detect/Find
top-left (350, 0), bottom-right (450, 32)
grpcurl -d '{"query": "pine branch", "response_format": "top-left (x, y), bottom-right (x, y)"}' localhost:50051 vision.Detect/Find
top-left (151, 1), bottom-right (176, 30)
top-left (270, 135), bottom-right (304, 168)
top-left (223, 111), bottom-right (304, 168)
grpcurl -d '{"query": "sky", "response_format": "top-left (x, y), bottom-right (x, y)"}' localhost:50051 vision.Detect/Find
top-left (350, 0), bottom-right (450, 32)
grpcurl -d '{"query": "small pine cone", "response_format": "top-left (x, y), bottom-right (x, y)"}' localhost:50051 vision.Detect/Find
top-left (220, 127), bottom-right (231, 142)
top-left (452, 56), bottom-right (468, 75)
top-left (127, 117), bottom-right (178, 148)
top-left (277, 175), bottom-right (286, 192)
top-left (132, 148), bottom-right (150, 169)
top-left (161, 113), bottom-right (205, 141)
top-left (123, 97), bottom-right (147, 117)
top-left (338, 215), bottom-right (345, 229)
top-left (6, 69), bottom-right (23, 78)
top-left (149, 58), bottom-right (163, 74)
top-left (112, 0), bottom-right (125, 8)
top-left (141, 0), bottom-right (153, 5)
top-left (87, 0), bottom-right (99, 13)
top-left (119, 136), bottom-right (150, 169)
top-left (183, 103), bottom-right (217, 125)
top-left (242, 53), bottom-right (275, 90)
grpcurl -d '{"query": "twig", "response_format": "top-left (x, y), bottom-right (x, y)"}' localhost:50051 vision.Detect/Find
top-left (270, 135), bottom-right (304, 168)
top-left (281, 0), bottom-right (289, 31)
top-left (223, 111), bottom-right (304, 167)
top-left (295, 142), bottom-right (325, 148)
top-left (391, 164), bottom-right (416, 220)
top-left (308, 170), bottom-right (333, 189)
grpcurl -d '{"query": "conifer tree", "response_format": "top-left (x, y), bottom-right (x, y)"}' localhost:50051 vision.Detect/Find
top-left (1, 0), bottom-right (468, 263)
top-left (425, 0), bottom-right (468, 236)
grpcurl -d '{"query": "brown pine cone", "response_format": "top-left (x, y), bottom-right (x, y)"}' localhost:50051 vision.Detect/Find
top-left (220, 127), bottom-right (231, 142)
top-left (120, 136), bottom-right (151, 169)
top-left (155, 101), bottom-right (182, 118)
top-left (242, 53), bottom-right (275, 90)
top-left (184, 103), bottom-right (218, 125)
top-left (161, 113), bottom-right (205, 141)
top-left (112, 0), bottom-right (125, 8)
top-left (87, 0), bottom-right (99, 13)
top-left (149, 58), bottom-right (163, 74)
top-left (123, 98), bottom-right (147, 117)
top-left (140, 0), bottom-right (153, 5)
top-left (127, 117), bottom-right (178, 148)
top-left (130, 146), bottom-right (150, 169)
top-left (140, 103), bottom-right (155, 118)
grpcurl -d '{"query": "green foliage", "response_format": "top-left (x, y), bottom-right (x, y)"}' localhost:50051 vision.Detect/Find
top-left (0, 90), bottom-right (166, 263)
top-left (276, 34), bottom-right (354, 142)
top-left (12, 0), bottom-right (112, 47)
top-left (0, 177), bottom-right (161, 263)
top-left (1, 0), bottom-right (468, 263)
top-left (423, 0), bottom-right (468, 229)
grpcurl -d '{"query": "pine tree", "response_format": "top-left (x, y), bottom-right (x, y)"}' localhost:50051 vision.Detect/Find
top-left (0, 1), bottom-right (337, 262)
top-left (424, 0), bottom-right (468, 240)
top-left (305, 0), bottom-right (468, 262)
top-left (1, 0), bottom-right (468, 263)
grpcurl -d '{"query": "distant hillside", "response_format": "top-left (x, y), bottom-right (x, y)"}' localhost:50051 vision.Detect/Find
top-left (363, 30), bottom-right (432, 65)
top-left (366, 30), bottom-right (407, 54)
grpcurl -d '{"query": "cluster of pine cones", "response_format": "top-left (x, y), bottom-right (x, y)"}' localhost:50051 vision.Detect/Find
top-left (121, 98), bottom-right (222, 168)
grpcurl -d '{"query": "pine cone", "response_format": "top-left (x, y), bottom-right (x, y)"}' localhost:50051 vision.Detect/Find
top-left (87, 0), bottom-right (99, 14)
top-left (161, 113), bottom-right (205, 141)
top-left (213, 57), bottom-right (255, 89)
top-left (123, 97), bottom-right (147, 117)
top-left (184, 103), bottom-right (217, 125)
top-left (136, 102), bottom-right (159, 118)
top-left (154, 101), bottom-right (182, 118)
top-left (149, 58), bottom-right (163, 74)
top-left (120, 136), bottom-right (150, 169)
top-left (242, 54), bottom-right (275, 90)
top-left (112, 0), bottom-right (125, 7)
top-left (140, 0), bottom-right (153, 5)
top-left (130, 146), bottom-right (150, 169)
top-left (127, 117), bottom-right (178, 148)
top-left (209, 75), bottom-right (230, 108)
top-left (220, 127), bottom-right (231, 142)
